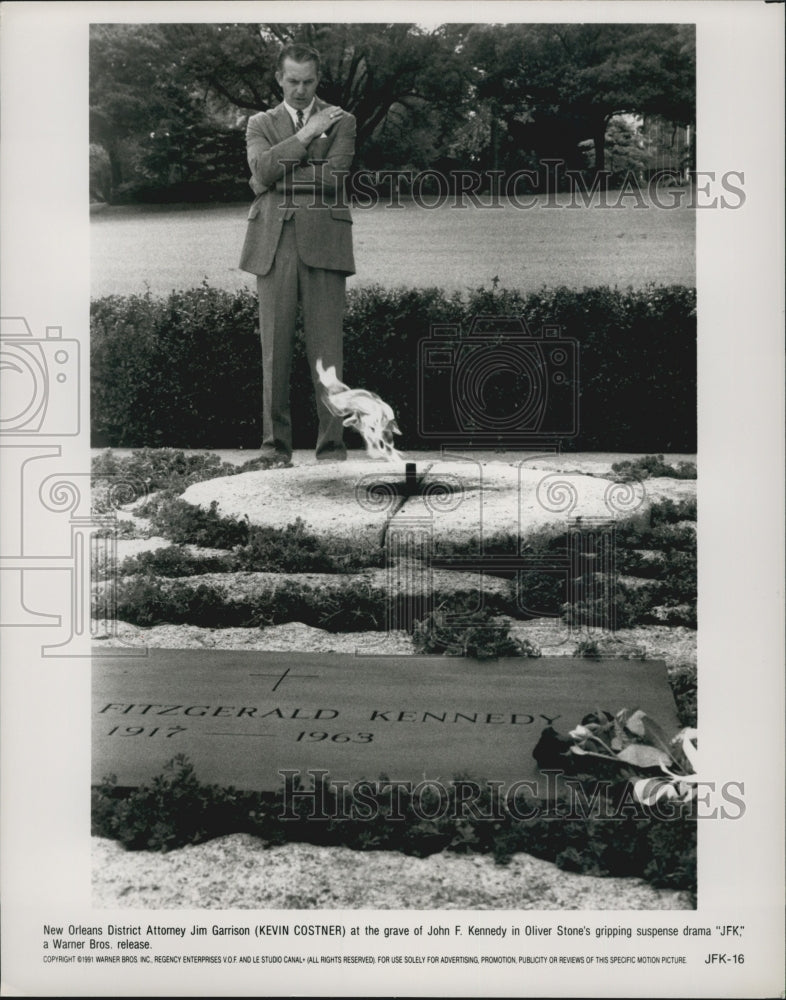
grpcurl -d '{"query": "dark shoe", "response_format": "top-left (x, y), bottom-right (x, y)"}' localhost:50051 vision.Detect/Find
top-left (316, 447), bottom-right (347, 462)
top-left (256, 447), bottom-right (293, 469)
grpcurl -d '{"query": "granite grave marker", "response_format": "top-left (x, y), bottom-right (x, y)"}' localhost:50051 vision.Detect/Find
top-left (92, 649), bottom-right (681, 793)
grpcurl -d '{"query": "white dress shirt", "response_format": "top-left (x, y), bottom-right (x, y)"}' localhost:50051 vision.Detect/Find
top-left (282, 98), bottom-right (316, 130)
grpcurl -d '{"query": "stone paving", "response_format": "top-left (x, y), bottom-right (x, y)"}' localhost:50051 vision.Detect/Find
top-left (180, 452), bottom-right (673, 548)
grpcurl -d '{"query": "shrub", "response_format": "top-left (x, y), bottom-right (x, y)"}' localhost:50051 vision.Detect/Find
top-left (113, 577), bottom-right (236, 628)
top-left (91, 755), bottom-right (696, 894)
top-left (573, 638), bottom-right (602, 658)
top-left (110, 574), bottom-right (539, 635)
top-left (110, 506), bottom-right (695, 633)
top-left (127, 499), bottom-right (384, 572)
top-left (144, 498), bottom-right (250, 548)
top-left (92, 282), bottom-right (696, 452)
top-left (583, 495), bottom-right (697, 629)
top-left (91, 755), bottom-right (251, 851)
top-left (611, 454), bottom-right (697, 481)
top-left (433, 530), bottom-right (587, 619)
top-left (91, 283), bottom-right (261, 448)
top-left (615, 548), bottom-right (664, 578)
top-left (235, 519), bottom-right (383, 574)
top-left (413, 601), bottom-right (541, 658)
top-left (118, 546), bottom-right (233, 578)
top-left (572, 637), bottom-right (647, 659)
top-left (669, 663), bottom-right (698, 728)
top-left (650, 497), bottom-right (697, 525)
top-left (651, 523), bottom-right (696, 553)
top-left (659, 549), bottom-right (697, 603)
top-left (92, 448), bottom-right (240, 495)
top-left (111, 575), bottom-right (393, 632)
top-left (94, 519), bottom-right (139, 539)
top-left (643, 810), bottom-right (697, 891)
top-left (615, 523), bottom-right (694, 557)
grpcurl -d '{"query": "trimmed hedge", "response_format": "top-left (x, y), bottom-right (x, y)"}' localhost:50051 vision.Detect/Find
top-left (91, 282), bottom-right (696, 451)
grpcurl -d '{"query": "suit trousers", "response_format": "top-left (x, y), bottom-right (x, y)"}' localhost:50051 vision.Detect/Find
top-left (257, 218), bottom-right (347, 458)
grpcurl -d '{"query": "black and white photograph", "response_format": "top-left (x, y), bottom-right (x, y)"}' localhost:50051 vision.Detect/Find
top-left (87, 16), bottom-right (701, 911)
top-left (0, 2), bottom-right (783, 997)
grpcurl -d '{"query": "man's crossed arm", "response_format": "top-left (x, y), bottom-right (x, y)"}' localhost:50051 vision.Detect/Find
top-left (247, 106), bottom-right (356, 198)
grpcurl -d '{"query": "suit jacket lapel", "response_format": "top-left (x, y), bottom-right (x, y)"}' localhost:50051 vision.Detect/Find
top-left (270, 102), bottom-right (295, 140)
top-left (274, 97), bottom-right (328, 136)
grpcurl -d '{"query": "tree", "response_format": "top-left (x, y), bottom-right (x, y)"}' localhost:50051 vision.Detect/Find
top-left (91, 25), bottom-right (256, 200)
top-left (90, 23), bottom-right (471, 197)
top-left (579, 115), bottom-right (649, 186)
top-left (90, 22), bottom-right (695, 200)
top-left (90, 24), bottom-right (171, 191)
top-left (460, 23), bottom-right (694, 181)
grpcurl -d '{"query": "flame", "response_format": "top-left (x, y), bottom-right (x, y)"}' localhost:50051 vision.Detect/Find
top-left (316, 359), bottom-right (404, 461)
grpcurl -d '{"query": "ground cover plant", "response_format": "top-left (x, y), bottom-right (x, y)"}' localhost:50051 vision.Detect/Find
top-left (92, 754), bottom-right (696, 899)
top-left (419, 499), bottom-right (697, 631)
top-left (611, 454), bottom-right (697, 481)
top-left (668, 664), bottom-right (698, 729)
top-left (90, 449), bottom-right (385, 573)
top-left (104, 572), bottom-right (526, 634)
top-left (104, 493), bottom-right (696, 646)
top-left (91, 440), bottom-right (698, 895)
top-left (92, 448), bottom-right (290, 512)
top-left (143, 498), bottom-right (250, 548)
top-left (92, 448), bottom-right (240, 495)
top-left (117, 546), bottom-right (234, 578)
top-left (130, 497), bottom-right (383, 574)
top-left (92, 444), bottom-right (697, 732)
top-left (106, 576), bottom-right (395, 632)
top-left (413, 601), bottom-right (542, 659)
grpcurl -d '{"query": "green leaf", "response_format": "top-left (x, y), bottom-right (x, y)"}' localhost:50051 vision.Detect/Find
top-left (624, 710), bottom-right (681, 765)
top-left (568, 746), bottom-right (620, 763)
top-left (640, 714), bottom-right (677, 753)
top-left (625, 708), bottom-right (647, 737)
top-left (617, 743), bottom-right (671, 768)
top-left (632, 778), bottom-right (676, 806)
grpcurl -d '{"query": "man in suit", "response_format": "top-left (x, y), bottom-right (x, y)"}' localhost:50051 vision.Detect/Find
top-left (239, 44), bottom-right (356, 464)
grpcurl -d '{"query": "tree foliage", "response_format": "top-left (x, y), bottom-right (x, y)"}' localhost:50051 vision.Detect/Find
top-left (89, 22), bottom-right (695, 201)
top-left (460, 23), bottom-right (694, 175)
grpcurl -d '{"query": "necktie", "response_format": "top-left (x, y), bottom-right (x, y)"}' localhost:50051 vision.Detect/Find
top-left (296, 110), bottom-right (304, 130)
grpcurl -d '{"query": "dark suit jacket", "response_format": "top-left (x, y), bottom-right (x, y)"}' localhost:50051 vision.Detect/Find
top-left (239, 99), bottom-right (356, 277)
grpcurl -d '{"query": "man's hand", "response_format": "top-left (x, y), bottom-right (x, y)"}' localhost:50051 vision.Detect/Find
top-left (297, 105), bottom-right (347, 145)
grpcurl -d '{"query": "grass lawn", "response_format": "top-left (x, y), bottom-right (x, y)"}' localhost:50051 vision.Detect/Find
top-left (90, 192), bottom-right (694, 299)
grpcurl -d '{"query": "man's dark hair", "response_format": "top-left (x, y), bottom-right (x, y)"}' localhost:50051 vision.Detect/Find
top-left (277, 44), bottom-right (321, 75)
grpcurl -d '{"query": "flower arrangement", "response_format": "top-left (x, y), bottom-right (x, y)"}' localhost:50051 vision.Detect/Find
top-left (565, 708), bottom-right (698, 805)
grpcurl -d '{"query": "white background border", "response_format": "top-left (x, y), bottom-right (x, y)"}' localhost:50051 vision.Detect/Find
top-left (1, 2), bottom-right (784, 996)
